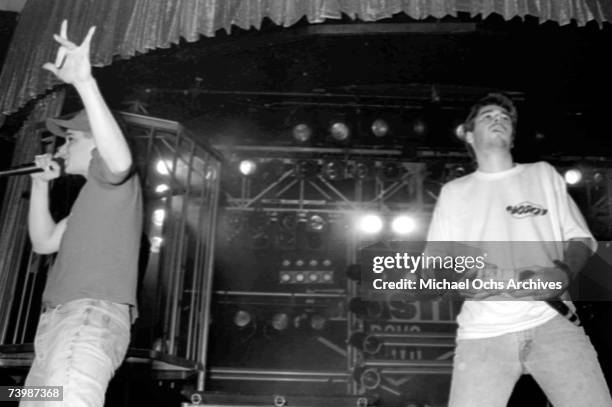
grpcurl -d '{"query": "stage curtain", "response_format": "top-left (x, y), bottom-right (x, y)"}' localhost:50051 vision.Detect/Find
top-left (0, 0), bottom-right (610, 116)
top-left (0, 91), bottom-right (64, 343)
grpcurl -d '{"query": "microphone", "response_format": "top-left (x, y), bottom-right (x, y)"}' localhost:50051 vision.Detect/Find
top-left (0, 159), bottom-right (65, 177)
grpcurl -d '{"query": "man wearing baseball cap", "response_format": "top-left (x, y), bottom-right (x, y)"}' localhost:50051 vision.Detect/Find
top-left (425, 93), bottom-right (611, 406)
top-left (23, 20), bottom-right (142, 407)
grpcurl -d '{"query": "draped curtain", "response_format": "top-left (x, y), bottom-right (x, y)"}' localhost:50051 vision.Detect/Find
top-left (0, 0), bottom-right (610, 117)
top-left (0, 91), bottom-right (64, 343)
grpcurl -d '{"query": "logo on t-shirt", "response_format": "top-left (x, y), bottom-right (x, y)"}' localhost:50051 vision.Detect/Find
top-left (506, 201), bottom-right (548, 218)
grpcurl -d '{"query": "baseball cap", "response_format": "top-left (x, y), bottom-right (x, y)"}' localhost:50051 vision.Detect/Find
top-left (46, 109), bottom-right (91, 137)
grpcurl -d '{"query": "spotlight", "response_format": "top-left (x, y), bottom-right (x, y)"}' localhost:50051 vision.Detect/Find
top-left (233, 310), bottom-right (252, 328)
top-left (330, 122), bottom-right (350, 142)
top-left (357, 214), bottom-right (383, 234)
top-left (151, 236), bottom-right (163, 253)
top-left (593, 171), bottom-right (605, 184)
top-left (381, 162), bottom-right (403, 181)
top-left (322, 160), bottom-right (345, 181)
top-left (156, 159), bottom-right (172, 175)
top-left (322, 271), bottom-right (333, 283)
top-left (310, 314), bottom-right (327, 330)
top-left (353, 162), bottom-right (370, 180)
top-left (564, 169), bottom-right (583, 185)
top-left (295, 160), bottom-right (320, 178)
top-left (292, 123), bottom-right (313, 143)
top-left (152, 209), bottom-right (166, 226)
top-left (307, 214), bottom-right (326, 232)
top-left (239, 159), bottom-right (257, 176)
top-left (371, 119), bottom-right (390, 138)
top-left (412, 118), bottom-right (428, 137)
top-left (155, 184), bottom-right (170, 194)
top-left (271, 313), bottom-right (290, 331)
top-left (391, 215), bottom-right (416, 235)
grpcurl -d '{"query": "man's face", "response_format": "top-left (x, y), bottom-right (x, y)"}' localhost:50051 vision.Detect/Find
top-left (55, 130), bottom-right (95, 175)
top-left (466, 104), bottom-right (514, 152)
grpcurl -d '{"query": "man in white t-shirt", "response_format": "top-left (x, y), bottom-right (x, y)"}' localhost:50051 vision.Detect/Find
top-left (426, 93), bottom-right (612, 406)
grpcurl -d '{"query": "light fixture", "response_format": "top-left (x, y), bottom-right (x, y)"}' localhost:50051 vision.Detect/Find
top-left (322, 160), bottom-right (345, 181)
top-left (307, 214), bottom-right (326, 232)
top-left (292, 123), bottom-right (313, 143)
top-left (330, 121), bottom-right (350, 142)
top-left (152, 209), bottom-right (166, 226)
top-left (391, 215), bottom-right (416, 235)
top-left (156, 159), bottom-right (172, 175)
top-left (239, 159), bottom-right (257, 176)
top-left (371, 119), bottom-right (390, 138)
top-left (357, 214), bottom-right (383, 234)
top-left (381, 162), bottom-right (403, 181)
top-left (353, 162), bottom-right (370, 180)
top-left (564, 168), bottom-right (583, 185)
top-left (155, 184), bottom-right (170, 194)
top-left (295, 160), bottom-right (320, 178)
top-left (271, 312), bottom-right (290, 331)
top-left (233, 310), bottom-right (252, 328)
top-left (150, 236), bottom-right (163, 253)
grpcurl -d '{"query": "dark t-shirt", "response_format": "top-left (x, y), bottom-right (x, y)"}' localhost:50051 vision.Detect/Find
top-left (42, 148), bottom-right (143, 314)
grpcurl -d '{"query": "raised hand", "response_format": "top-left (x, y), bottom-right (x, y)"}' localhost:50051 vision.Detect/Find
top-left (43, 20), bottom-right (96, 85)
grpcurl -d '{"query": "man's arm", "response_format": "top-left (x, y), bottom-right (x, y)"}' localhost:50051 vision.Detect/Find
top-left (28, 155), bottom-right (67, 254)
top-left (43, 20), bottom-right (132, 174)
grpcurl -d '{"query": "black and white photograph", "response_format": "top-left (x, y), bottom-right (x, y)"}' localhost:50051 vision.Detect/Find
top-left (1, 1), bottom-right (612, 406)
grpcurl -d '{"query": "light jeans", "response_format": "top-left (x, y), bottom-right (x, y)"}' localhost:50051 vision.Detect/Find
top-left (21, 299), bottom-right (130, 407)
top-left (448, 315), bottom-right (612, 407)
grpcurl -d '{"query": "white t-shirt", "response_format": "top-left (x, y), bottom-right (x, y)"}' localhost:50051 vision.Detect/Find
top-left (426, 161), bottom-right (595, 339)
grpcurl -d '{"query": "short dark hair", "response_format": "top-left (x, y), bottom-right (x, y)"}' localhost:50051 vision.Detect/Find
top-left (462, 93), bottom-right (518, 135)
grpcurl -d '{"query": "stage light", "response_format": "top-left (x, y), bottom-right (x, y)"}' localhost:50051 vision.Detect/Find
top-left (593, 171), bottom-right (605, 184)
top-left (391, 215), bottom-right (416, 235)
top-left (330, 122), bottom-right (350, 141)
top-left (371, 119), bottom-right (390, 138)
top-left (309, 259), bottom-right (318, 267)
top-left (292, 123), bottom-right (313, 143)
top-left (295, 160), bottom-right (320, 178)
top-left (307, 214), bottom-right (326, 232)
top-left (322, 259), bottom-right (332, 267)
top-left (381, 162), bottom-right (403, 181)
top-left (412, 118), bottom-right (427, 137)
top-left (152, 209), bottom-right (166, 226)
top-left (156, 159), bottom-right (172, 175)
top-left (322, 160), bottom-right (345, 181)
top-left (310, 314), bottom-right (327, 330)
top-left (233, 310), bottom-right (252, 328)
top-left (353, 162), bottom-right (370, 179)
top-left (564, 169), bottom-right (583, 185)
top-left (279, 272), bottom-right (291, 283)
top-left (239, 159), bottom-right (257, 176)
top-left (271, 312), bottom-right (290, 331)
top-left (151, 236), bottom-right (163, 253)
top-left (358, 214), bottom-right (383, 234)
top-left (155, 184), bottom-right (170, 194)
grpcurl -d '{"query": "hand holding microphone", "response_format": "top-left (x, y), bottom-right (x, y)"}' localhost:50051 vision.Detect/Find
top-left (30, 154), bottom-right (63, 182)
